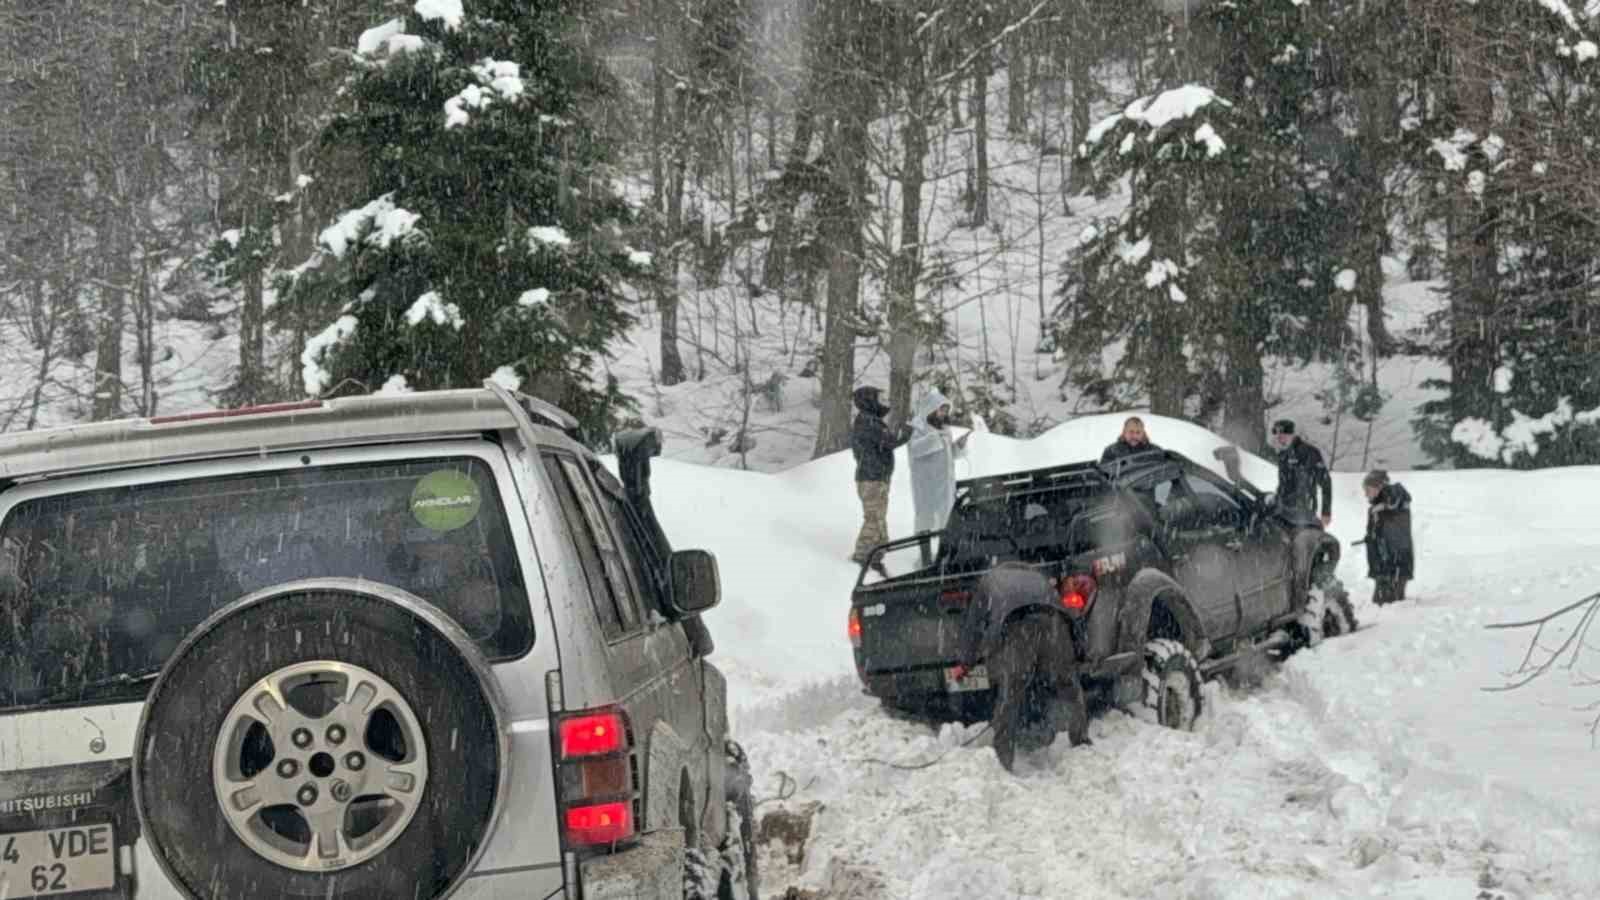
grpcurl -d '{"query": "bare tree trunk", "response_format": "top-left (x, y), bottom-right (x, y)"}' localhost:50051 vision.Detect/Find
top-left (888, 69), bottom-right (931, 425)
top-left (653, 76), bottom-right (693, 386)
top-left (92, 260), bottom-right (126, 421)
top-left (135, 251), bottom-right (158, 415)
top-left (1446, 31), bottom-right (1499, 464)
top-left (1006, 30), bottom-right (1027, 135)
top-left (972, 51), bottom-right (990, 227)
top-left (25, 278), bottom-right (59, 431)
top-left (239, 262), bottom-right (265, 405)
top-left (812, 113), bottom-right (870, 458)
top-left (1354, 80), bottom-right (1396, 356)
top-left (1067, 47), bottom-right (1094, 195)
top-left (650, 0), bottom-right (668, 214)
top-left (762, 96), bottom-right (816, 292)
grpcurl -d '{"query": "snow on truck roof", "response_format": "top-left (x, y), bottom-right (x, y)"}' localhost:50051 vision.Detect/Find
top-left (0, 384), bottom-right (582, 484)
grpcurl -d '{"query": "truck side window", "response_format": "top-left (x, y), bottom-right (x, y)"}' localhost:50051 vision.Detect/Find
top-left (1183, 472), bottom-right (1244, 526)
top-left (597, 489), bottom-right (664, 617)
top-left (543, 454), bottom-right (641, 637)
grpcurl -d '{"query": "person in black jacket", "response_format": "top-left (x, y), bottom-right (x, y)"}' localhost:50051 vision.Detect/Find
top-left (1270, 419), bottom-right (1332, 527)
top-left (1362, 470), bottom-right (1414, 605)
top-left (954, 563), bottom-right (1088, 772)
top-left (850, 386), bottom-right (911, 569)
top-left (1100, 416), bottom-right (1160, 465)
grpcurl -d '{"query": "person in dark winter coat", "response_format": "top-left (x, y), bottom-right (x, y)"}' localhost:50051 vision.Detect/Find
top-left (1270, 419), bottom-right (1332, 527)
top-left (1100, 416), bottom-right (1160, 465)
top-left (954, 564), bottom-right (1089, 772)
top-left (850, 386), bottom-right (911, 568)
top-left (1362, 470), bottom-right (1414, 605)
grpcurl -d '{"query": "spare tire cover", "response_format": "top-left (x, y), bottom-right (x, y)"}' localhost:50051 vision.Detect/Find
top-left (133, 578), bottom-right (508, 900)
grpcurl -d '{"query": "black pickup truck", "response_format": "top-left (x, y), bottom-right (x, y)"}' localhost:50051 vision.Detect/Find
top-left (847, 447), bottom-right (1357, 729)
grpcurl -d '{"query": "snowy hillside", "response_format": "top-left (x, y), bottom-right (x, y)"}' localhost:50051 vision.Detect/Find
top-left (633, 414), bottom-right (1600, 899)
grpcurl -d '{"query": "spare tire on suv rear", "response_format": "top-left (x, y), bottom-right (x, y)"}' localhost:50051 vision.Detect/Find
top-left (133, 578), bottom-right (508, 900)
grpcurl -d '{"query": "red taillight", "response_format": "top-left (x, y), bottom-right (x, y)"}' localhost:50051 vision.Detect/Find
top-left (565, 801), bottom-right (634, 846)
top-left (149, 400), bottom-right (323, 424)
top-left (848, 608), bottom-right (862, 648)
top-left (559, 712), bottom-right (626, 758)
top-left (1059, 574), bottom-right (1097, 615)
top-left (554, 707), bottom-right (637, 849)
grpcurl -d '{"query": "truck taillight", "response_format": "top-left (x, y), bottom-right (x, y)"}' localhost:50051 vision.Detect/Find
top-left (565, 801), bottom-right (633, 846)
top-left (553, 707), bottom-right (637, 849)
top-left (1058, 574), bottom-right (1097, 616)
top-left (559, 712), bottom-right (625, 758)
top-left (848, 608), bottom-right (862, 648)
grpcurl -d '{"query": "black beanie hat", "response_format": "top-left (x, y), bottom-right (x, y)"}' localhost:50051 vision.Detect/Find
top-left (1270, 419), bottom-right (1295, 435)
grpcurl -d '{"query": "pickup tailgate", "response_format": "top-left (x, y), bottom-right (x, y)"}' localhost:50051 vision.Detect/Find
top-left (854, 574), bottom-right (979, 673)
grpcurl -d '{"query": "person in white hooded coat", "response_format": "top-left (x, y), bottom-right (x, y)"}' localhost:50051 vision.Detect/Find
top-left (908, 388), bottom-right (969, 542)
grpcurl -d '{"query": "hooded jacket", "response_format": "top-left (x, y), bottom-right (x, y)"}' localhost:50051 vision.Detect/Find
top-left (907, 388), bottom-right (966, 534)
top-left (850, 387), bottom-right (906, 482)
top-left (1364, 482), bottom-right (1414, 579)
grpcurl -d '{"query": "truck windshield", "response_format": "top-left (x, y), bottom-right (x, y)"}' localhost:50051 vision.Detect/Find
top-left (0, 456), bottom-right (532, 712)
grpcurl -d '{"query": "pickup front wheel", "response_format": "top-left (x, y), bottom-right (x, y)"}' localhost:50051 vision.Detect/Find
top-left (1142, 639), bottom-right (1202, 731)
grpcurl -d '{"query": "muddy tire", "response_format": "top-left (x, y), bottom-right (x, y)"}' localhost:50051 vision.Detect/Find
top-left (1142, 639), bottom-right (1202, 731)
top-left (723, 740), bottom-right (759, 900)
top-left (1320, 582), bottom-right (1359, 638)
top-left (686, 742), bottom-right (759, 900)
top-left (134, 579), bottom-right (507, 900)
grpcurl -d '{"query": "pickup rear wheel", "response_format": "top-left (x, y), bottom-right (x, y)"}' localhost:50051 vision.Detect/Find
top-left (1142, 639), bottom-right (1202, 731)
top-left (134, 580), bottom-right (507, 900)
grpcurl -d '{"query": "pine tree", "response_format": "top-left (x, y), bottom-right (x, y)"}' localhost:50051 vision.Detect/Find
top-left (294, 0), bottom-right (644, 445)
top-left (1414, 2), bottom-right (1600, 468)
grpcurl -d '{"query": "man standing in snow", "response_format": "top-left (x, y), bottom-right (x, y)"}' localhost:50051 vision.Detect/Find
top-left (1100, 416), bottom-right (1159, 465)
top-left (850, 386), bottom-right (911, 573)
top-left (908, 389), bottom-right (969, 557)
top-left (1271, 419), bottom-right (1332, 528)
top-left (1362, 470), bottom-right (1414, 605)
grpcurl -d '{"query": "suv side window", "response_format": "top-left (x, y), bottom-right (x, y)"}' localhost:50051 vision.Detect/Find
top-left (543, 454), bottom-right (642, 638)
top-left (590, 470), bottom-right (664, 617)
top-left (1183, 471), bottom-right (1245, 525)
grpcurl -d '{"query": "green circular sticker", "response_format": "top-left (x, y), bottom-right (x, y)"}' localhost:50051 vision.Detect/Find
top-left (411, 470), bottom-right (482, 532)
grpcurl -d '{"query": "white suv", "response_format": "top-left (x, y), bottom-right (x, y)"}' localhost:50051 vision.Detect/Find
top-left (0, 383), bottom-right (756, 900)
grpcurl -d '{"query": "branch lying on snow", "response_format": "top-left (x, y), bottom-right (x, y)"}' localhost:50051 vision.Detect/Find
top-left (1484, 592), bottom-right (1600, 741)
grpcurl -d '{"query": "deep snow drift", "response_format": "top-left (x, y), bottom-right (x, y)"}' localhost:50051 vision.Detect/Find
top-left (634, 413), bottom-right (1600, 899)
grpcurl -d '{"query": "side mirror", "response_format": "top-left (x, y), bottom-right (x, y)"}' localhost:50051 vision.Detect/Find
top-left (1212, 445), bottom-right (1244, 483)
top-left (669, 549), bottom-right (721, 616)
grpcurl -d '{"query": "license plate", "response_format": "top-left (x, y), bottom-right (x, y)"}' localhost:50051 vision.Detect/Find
top-left (0, 824), bottom-right (116, 897)
top-left (946, 664), bottom-right (989, 692)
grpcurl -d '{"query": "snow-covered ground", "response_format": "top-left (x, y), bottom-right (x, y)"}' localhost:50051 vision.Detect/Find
top-left (639, 414), bottom-right (1600, 899)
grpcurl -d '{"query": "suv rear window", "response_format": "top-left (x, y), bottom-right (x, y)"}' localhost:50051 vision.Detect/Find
top-left (0, 456), bottom-right (532, 712)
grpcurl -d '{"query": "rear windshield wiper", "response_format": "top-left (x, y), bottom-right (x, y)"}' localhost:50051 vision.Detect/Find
top-left (37, 669), bottom-right (163, 706)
